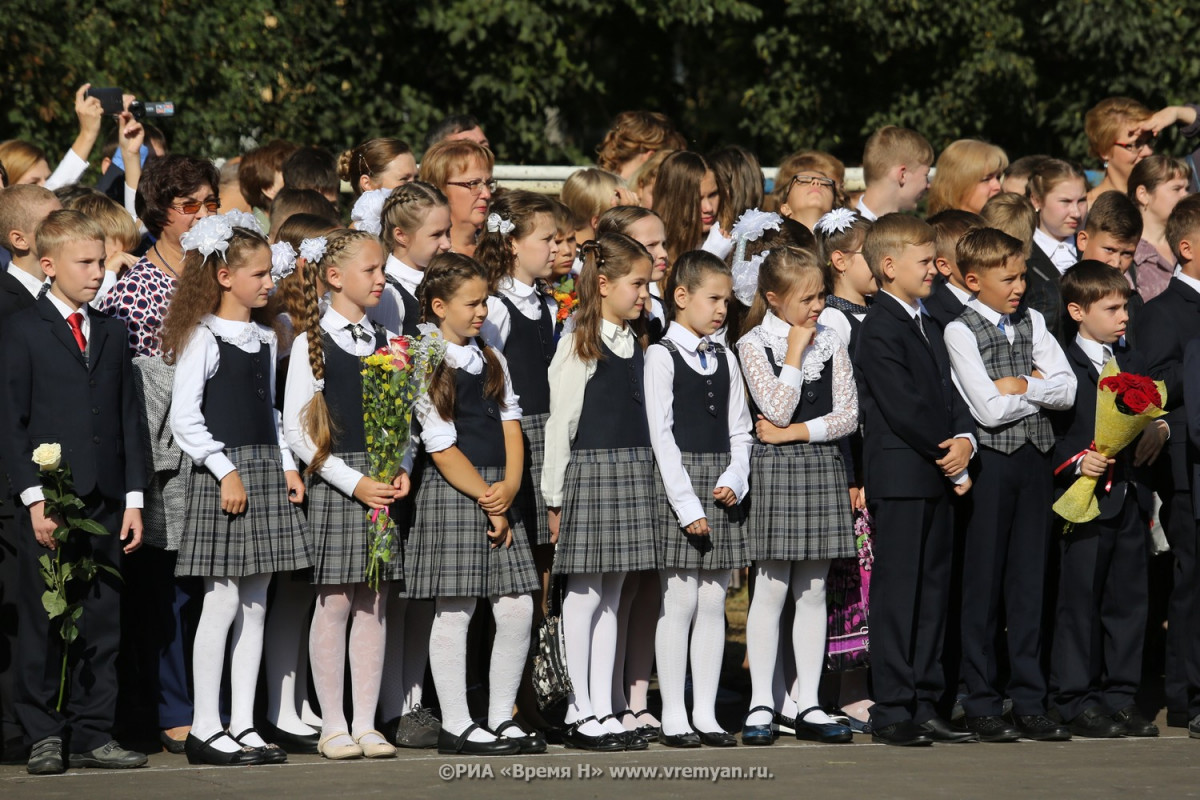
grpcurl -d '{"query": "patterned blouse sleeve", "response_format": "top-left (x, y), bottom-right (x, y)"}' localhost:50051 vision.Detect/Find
top-left (736, 334), bottom-right (801, 428)
top-left (814, 338), bottom-right (859, 440)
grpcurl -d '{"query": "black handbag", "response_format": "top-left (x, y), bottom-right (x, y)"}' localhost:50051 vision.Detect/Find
top-left (531, 576), bottom-right (573, 710)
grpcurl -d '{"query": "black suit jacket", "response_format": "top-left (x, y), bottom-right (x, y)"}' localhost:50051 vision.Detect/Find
top-left (0, 270), bottom-right (37, 324)
top-left (1136, 277), bottom-right (1200, 491)
top-left (923, 280), bottom-right (966, 331)
top-left (1181, 338), bottom-right (1200, 509)
top-left (1023, 245), bottom-right (1067, 345)
top-left (855, 293), bottom-right (976, 498)
top-left (1049, 341), bottom-right (1153, 520)
top-left (0, 296), bottom-right (147, 504)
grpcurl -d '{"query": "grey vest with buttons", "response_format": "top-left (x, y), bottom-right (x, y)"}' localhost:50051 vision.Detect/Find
top-left (958, 307), bottom-right (1054, 454)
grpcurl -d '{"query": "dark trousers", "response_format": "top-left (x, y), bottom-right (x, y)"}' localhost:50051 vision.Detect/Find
top-left (867, 494), bottom-right (953, 729)
top-left (15, 496), bottom-right (123, 752)
top-left (1050, 492), bottom-right (1148, 720)
top-left (0, 512), bottom-right (24, 759)
top-left (1158, 484), bottom-right (1198, 717)
top-left (960, 445), bottom-right (1053, 717)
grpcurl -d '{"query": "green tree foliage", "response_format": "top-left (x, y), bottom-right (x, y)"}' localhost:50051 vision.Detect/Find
top-left (1, 0), bottom-right (1197, 172)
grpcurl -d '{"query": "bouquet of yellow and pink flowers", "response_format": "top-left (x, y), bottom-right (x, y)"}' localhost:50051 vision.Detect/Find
top-left (361, 334), bottom-right (445, 589)
top-left (551, 276), bottom-right (579, 324)
top-left (1052, 359), bottom-right (1166, 525)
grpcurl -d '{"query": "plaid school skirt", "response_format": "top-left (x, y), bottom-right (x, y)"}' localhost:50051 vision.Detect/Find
top-left (406, 463), bottom-right (538, 599)
top-left (553, 447), bottom-right (661, 575)
top-left (306, 451), bottom-right (404, 586)
top-left (654, 451), bottom-right (750, 571)
top-left (747, 441), bottom-right (855, 562)
top-left (176, 444), bottom-right (311, 578)
top-left (515, 412), bottom-right (552, 546)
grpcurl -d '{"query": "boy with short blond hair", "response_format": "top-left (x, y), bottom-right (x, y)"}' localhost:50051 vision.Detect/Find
top-left (0, 185), bottom-right (61, 314)
top-left (925, 209), bottom-right (985, 329)
top-left (857, 127), bottom-right (935, 222)
top-left (1049, 261), bottom-right (1163, 738)
top-left (857, 213), bottom-right (977, 746)
top-left (981, 191), bottom-right (1037, 258)
top-left (944, 227), bottom-right (1077, 743)
top-left (0, 209), bottom-right (148, 774)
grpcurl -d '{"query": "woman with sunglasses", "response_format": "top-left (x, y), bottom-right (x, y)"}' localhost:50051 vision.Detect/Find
top-left (1086, 98), bottom-right (1200, 207)
top-left (101, 154), bottom-right (221, 356)
top-left (771, 150), bottom-right (846, 233)
top-left (419, 138), bottom-right (496, 257)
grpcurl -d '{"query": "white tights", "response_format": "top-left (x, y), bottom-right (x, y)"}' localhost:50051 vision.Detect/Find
top-left (428, 594), bottom-right (533, 743)
top-left (745, 559), bottom-right (831, 726)
top-left (310, 583), bottom-right (388, 748)
top-left (191, 574), bottom-right (272, 753)
top-left (656, 568), bottom-right (731, 735)
top-left (562, 572), bottom-right (626, 737)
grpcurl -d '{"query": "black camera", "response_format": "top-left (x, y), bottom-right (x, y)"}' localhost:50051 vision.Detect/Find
top-left (130, 100), bottom-right (175, 121)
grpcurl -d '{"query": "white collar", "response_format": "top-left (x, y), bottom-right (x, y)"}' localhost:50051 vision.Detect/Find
top-left (761, 310), bottom-right (793, 337)
top-left (200, 314), bottom-right (275, 346)
top-left (1033, 227), bottom-right (1076, 257)
top-left (966, 297), bottom-right (1007, 326)
top-left (46, 289), bottom-right (86, 321)
top-left (320, 306), bottom-right (370, 334)
top-left (663, 321), bottom-right (712, 354)
top-left (1175, 268), bottom-right (1200, 297)
top-left (444, 338), bottom-right (484, 372)
top-left (600, 318), bottom-right (634, 346)
top-left (498, 275), bottom-right (537, 299)
top-left (945, 281), bottom-right (973, 304)
top-left (385, 254), bottom-right (424, 292)
top-left (7, 264), bottom-right (46, 297)
top-left (881, 290), bottom-right (921, 319)
top-left (855, 196), bottom-right (878, 222)
top-left (1074, 334), bottom-right (1113, 370)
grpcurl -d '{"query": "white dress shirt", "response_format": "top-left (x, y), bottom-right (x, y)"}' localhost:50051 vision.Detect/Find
top-left (480, 276), bottom-right (558, 350)
top-left (1174, 267), bottom-right (1200, 296)
top-left (1033, 228), bottom-right (1079, 275)
top-left (944, 298), bottom-right (1077, 429)
top-left (170, 315), bottom-right (297, 480)
top-left (284, 308), bottom-right (406, 497)
top-left (855, 196), bottom-right (878, 222)
top-left (645, 322), bottom-right (753, 528)
top-left (541, 319), bottom-right (636, 507)
top-left (416, 339), bottom-right (522, 454)
top-left (21, 292), bottom-right (143, 509)
top-left (368, 254), bottom-right (423, 334)
top-left (7, 264), bottom-right (45, 298)
top-left (945, 281), bottom-right (973, 305)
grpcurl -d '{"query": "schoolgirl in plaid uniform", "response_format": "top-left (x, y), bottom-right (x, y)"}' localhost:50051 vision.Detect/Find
top-left (283, 229), bottom-right (408, 761)
top-left (162, 215), bottom-right (308, 766)
top-left (542, 233), bottom-right (657, 752)
top-left (645, 251), bottom-right (752, 748)
top-left (405, 253), bottom-right (540, 756)
top-left (735, 246), bottom-right (857, 745)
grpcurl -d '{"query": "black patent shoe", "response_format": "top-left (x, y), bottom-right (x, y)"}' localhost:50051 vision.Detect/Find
top-left (232, 728), bottom-right (288, 764)
top-left (795, 706), bottom-right (853, 744)
top-left (562, 718), bottom-right (626, 752)
top-left (740, 705), bottom-right (776, 746)
top-left (1111, 706), bottom-right (1158, 737)
top-left (493, 720), bottom-right (547, 754)
top-left (871, 720), bottom-right (934, 747)
top-left (660, 730), bottom-right (701, 748)
top-left (185, 732), bottom-right (267, 766)
top-left (697, 730), bottom-right (738, 747)
top-left (259, 720), bottom-right (320, 754)
top-left (631, 709), bottom-right (661, 742)
top-left (917, 717), bottom-right (978, 743)
top-left (438, 723), bottom-right (520, 756)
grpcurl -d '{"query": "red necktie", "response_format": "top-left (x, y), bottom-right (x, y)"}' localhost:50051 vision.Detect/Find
top-left (66, 311), bottom-right (87, 353)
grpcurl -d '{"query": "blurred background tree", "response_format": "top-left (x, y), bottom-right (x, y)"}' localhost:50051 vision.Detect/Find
top-left (1, 0), bottom-right (1197, 170)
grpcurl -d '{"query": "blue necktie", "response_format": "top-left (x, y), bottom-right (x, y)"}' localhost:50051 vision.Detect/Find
top-left (697, 340), bottom-right (711, 369)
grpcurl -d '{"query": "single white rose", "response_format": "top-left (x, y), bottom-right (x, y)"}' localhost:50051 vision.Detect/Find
top-left (31, 443), bottom-right (62, 471)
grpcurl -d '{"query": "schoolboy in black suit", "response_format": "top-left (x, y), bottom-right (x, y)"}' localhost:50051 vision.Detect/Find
top-left (1049, 261), bottom-right (1163, 738)
top-left (856, 214), bottom-right (978, 746)
top-left (0, 210), bottom-right (148, 774)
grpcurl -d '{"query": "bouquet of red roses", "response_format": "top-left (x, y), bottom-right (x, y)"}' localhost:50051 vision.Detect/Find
top-left (1053, 360), bottom-right (1166, 525)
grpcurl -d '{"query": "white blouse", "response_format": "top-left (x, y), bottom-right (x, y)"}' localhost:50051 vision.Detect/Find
top-left (735, 311), bottom-right (857, 441)
top-left (368, 254), bottom-right (423, 334)
top-left (480, 276), bottom-right (558, 350)
top-left (415, 339), bottom-right (522, 454)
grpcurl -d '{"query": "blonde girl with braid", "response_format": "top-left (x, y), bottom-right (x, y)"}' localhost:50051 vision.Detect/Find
top-left (369, 181), bottom-right (452, 337)
top-left (282, 229), bottom-right (410, 761)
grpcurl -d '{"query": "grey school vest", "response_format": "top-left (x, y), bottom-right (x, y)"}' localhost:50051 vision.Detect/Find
top-left (958, 307), bottom-right (1054, 455)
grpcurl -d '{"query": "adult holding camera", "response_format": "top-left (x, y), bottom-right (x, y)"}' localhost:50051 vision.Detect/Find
top-left (0, 84), bottom-right (105, 189)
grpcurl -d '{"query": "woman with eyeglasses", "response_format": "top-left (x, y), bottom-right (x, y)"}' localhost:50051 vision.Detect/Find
top-left (419, 139), bottom-right (496, 257)
top-left (1084, 97), bottom-right (1161, 207)
top-left (101, 154), bottom-right (221, 356)
top-left (771, 150), bottom-right (846, 233)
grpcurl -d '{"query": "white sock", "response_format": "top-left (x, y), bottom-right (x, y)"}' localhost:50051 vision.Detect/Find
top-left (593, 573), bottom-right (627, 735)
top-left (562, 573), bottom-right (605, 737)
top-left (657, 569), bottom-right (698, 737)
top-left (228, 573), bottom-right (272, 747)
top-left (488, 593), bottom-right (533, 736)
top-left (791, 560), bottom-right (832, 725)
top-left (430, 597), bottom-right (495, 743)
top-left (745, 561), bottom-right (789, 726)
top-left (264, 576), bottom-right (317, 735)
top-left (625, 571), bottom-right (660, 726)
top-left (348, 583), bottom-right (388, 744)
top-left (404, 600), bottom-right (435, 714)
top-left (191, 577), bottom-right (242, 753)
top-left (690, 569), bottom-right (730, 733)
top-left (311, 586), bottom-right (352, 746)
top-left (380, 592), bottom-right (408, 721)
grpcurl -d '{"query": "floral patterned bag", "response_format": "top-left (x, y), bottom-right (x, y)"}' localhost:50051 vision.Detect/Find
top-left (825, 508), bottom-right (874, 671)
top-left (532, 577), bottom-right (573, 709)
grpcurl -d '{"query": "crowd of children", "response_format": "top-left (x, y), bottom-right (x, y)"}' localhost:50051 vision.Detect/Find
top-left (2, 92), bottom-right (1200, 775)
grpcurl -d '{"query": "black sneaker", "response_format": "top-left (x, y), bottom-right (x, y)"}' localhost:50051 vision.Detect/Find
top-left (26, 736), bottom-right (64, 775)
top-left (962, 715), bottom-right (1021, 743)
top-left (393, 705), bottom-right (441, 749)
top-left (68, 740), bottom-right (148, 769)
top-left (1189, 715), bottom-right (1200, 739)
top-left (1012, 714), bottom-right (1071, 742)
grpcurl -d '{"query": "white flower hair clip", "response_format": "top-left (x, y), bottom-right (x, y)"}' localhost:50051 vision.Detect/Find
top-left (730, 208), bottom-right (782, 266)
top-left (270, 241), bottom-right (298, 281)
top-left (732, 251), bottom-right (768, 308)
top-left (815, 208), bottom-right (859, 237)
top-left (299, 236), bottom-right (328, 264)
top-left (223, 209), bottom-right (265, 235)
top-left (486, 213), bottom-right (516, 236)
top-left (416, 321), bottom-right (442, 338)
top-left (179, 215), bottom-right (234, 260)
top-left (351, 188), bottom-right (390, 237)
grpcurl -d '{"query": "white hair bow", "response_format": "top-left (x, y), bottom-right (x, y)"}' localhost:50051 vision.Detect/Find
top-left (179, 215), bottom-right (234, 260)
top-left (351, 188), bottom-right (390, 236)
top-left (299, 236), bottom-right (328, 265)
top-left (270, 241), bottom-right (298, 280)
top-left (486, 213), bottom-right (515, 236)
